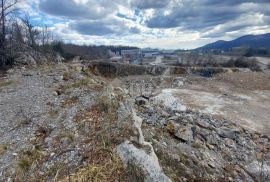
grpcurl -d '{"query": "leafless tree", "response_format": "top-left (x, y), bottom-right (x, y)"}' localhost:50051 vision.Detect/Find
top-left (20, 14), bottom-right (40, 47)
top-left (0, 0), bottom-right (18, 66)
top-left (40, 25), bottom-right (54, 48)
top-left (7, 20), bottom-right (23, 49)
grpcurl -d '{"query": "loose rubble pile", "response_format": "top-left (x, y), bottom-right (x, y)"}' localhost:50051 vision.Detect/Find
top-left (116, 100), bottom-right (171, 181)
top-left (13, 46), bottom-right (62, 67)
top-left (133, 95), bottom-right (270, 181)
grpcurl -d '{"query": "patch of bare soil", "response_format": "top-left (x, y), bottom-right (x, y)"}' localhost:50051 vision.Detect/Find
top-left (176, 71), bottom-right (270, 135)
top-left (188, 72), bottom-right (270, 93)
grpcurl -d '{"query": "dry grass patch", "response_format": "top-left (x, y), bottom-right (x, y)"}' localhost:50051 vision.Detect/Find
top-left (167, 121), bottom-right (176, 135)
top-left (48, 109), bottom-right (59, 118)
top-left (125, 161), bottom-right (145, 182)
top-left (62, 71), bottom-right (73, 81)
top-left (192, 139), bottom-right (204, 149)
top-left (71, 105), bottom-right (128, 181)
top-left (0, 144), bottom-right (9, 155)
top-left (39, 63), bottom-right (59, 74)
top-left (155, 149), bottom-right (187, 181)
top-left (58, 131), bottom-right (75, 143)
top-left (215, 72), bottom-right (270, 91)
top-left (68, 89), bottom-right (135, 181)
top-left (89, 83), bottom-right (105, 92)
top-left (61, 77), bottom-right (95, 92)
top-left (0, 80), bottom-right (16, 90)
top-left (0, 80), bottom-right (13, 87)
top-left (15, 147), bottom-right (44, 180)
top-left (61, 96), bottom-right (79, 107)
top-left (60, 148), bottom-right (126, 182)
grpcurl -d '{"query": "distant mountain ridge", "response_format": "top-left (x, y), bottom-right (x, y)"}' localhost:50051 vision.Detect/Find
top-left (196, 33), bottom-right (270, 50)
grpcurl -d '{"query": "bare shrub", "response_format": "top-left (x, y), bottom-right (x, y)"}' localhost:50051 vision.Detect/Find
top-left (223, 57), bottom-right (261, 71)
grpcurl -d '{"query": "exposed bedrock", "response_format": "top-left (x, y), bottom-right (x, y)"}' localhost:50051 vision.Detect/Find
top-left (116, 100), bottom-right (172, 182)
top-left (85, 61), bottom-right (240, 77)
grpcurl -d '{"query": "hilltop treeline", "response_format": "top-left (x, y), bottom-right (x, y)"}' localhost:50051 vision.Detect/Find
top-left (198, 47), bottom-right (270, 57)
top-left (52, 42), bottom-right (138, 60)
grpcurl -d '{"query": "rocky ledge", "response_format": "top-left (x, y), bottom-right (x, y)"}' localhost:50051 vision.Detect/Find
top-left (125, 95), bottom-right (270, 181)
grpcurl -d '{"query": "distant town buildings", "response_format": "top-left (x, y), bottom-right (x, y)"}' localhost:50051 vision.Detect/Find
top-left (121, 49), bottom-right (142, 64)
top-left (141, 48), bottom-right (160, 58)
top-left (118, 48), bottom-right (175, 64)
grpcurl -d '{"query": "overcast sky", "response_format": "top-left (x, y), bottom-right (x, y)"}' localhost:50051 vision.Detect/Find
top-left (18, 0), bottom-right (270, 49)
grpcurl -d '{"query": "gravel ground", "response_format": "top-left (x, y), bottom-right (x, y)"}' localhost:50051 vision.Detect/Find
top-left (0, 64), bottom-right (99, 180)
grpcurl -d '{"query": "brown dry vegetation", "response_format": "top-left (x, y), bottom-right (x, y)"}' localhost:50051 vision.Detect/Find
top-left (12, 86), bottom-right (134, 181)
top-left (61, 96), bottom-right (79, 107)
top-left (215, 72), bottom-right (270, 91)
top-left (61, 77), bottom-right (95, 92)
top-left (61, 148), bottom-right (125, 182)
top-left (62, 71), bottom-right (73, 81)
top-left (187, 72), bottom-right (270, 93)
top-left (0, 144), bottom-right (9, 155)
top-left (0, 80), bottom-right (16, 90)
top-left (14, 147), bottom-right (45, 181)
top-left (62, 90), bottom-right (134, 181)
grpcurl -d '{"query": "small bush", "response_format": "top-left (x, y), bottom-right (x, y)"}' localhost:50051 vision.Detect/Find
top-left (58, 131), bottom-right (75, 143)
top-left (167, 121), bottom-right (175, 135)
top-left (223, 57), bottom-right (261, 71)
top-left (17, 158), bottom-right (31, 172)
top-left (62, 71), bottom-right (73, 81)
top-left (16, 148), bottom-right (43, 173)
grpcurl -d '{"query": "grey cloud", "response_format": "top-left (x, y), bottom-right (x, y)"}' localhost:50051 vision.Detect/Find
top-left (130, 0), bottom-right (170, 9)
top-left (129, 27), bottom-right (141, 34)
top-left (200, 0), bottom-right (269, 6)
top-left (147, 5), bottom-right (242, 29)
top-left (39, 0), bottom-right (116, 20)
top-left (70, 21), bottom-right (114, 36)
top-left (146, 0), bottom-right (270, 32)
top-left (201, 13), bottom-right (270, 38)
top-left (69, 19), bottom-right (140, 36)
top-left (39, 0), bottom-right (270, 40)
top-left (201, 25), bottom-right (252, 38)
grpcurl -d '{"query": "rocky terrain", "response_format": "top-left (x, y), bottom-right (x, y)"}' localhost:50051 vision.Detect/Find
top-left (0, 60), bottom-right (269, 181)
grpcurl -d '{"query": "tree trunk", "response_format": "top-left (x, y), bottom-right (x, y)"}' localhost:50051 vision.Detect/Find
top-left (30, 29), bottom-right (35, 47)
top-left (1, 0), bottom-right (5, 66)
top-left (1, 0), bottom-right (5, 44)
